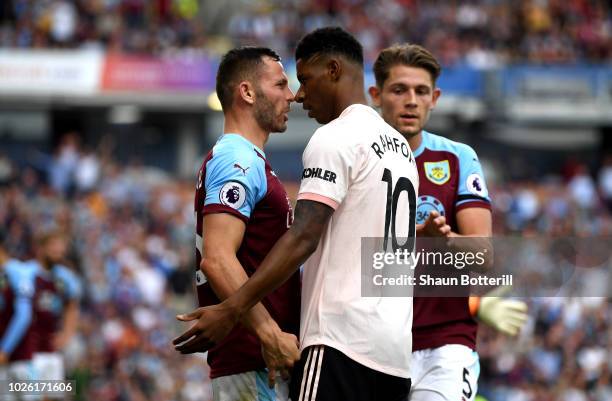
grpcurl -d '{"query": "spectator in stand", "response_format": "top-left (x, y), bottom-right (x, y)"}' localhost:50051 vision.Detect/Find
top-left (0, 1), bottom-right (610, 63)
top-left (568, 164), bottom-right (598, 212)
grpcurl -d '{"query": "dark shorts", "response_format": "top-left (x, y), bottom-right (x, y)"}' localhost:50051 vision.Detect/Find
top-left (289, 345), bottom-right (411, 401)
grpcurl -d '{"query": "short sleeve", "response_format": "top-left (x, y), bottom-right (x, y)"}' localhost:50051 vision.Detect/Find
top-left (55, 265), bottom-right (82, 301)
top-left (456, 144), bottom-right (491, 211)
top-left (203, 147), bottom-right (267, 222)
top-left (297, 130), bottom-right (354, 210)
top-left (6, 260), bottom-right (34, 299)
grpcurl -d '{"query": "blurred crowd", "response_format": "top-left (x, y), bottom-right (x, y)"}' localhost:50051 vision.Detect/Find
top-left (228, 0), bottom-right (612, 66)
top-left (0, 0), bottom-right (205, 54)
top-left (491, 157), bottom-right (612, 236)
top-left (0, 1), bottom-right (610, 401)
top-left (0, 132), bottom-right (610, 400)
top-left (1, 0), bottom-right (611, 64)
top-left (478, 160), bottom-right (612, 401)
top-left (0, 133), bottom-right (208, 401)
top-left (478, 296), bottom-right (610, 401)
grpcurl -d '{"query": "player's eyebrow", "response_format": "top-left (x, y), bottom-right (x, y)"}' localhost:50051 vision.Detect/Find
top-left (416, 84), bottom-right (431, 92)
top-left (276, 78), bottom-right (288, 85)
top-left (388, 82), bottom-right (408, 90)
top-left (388, 82), bottom-right (431, 91)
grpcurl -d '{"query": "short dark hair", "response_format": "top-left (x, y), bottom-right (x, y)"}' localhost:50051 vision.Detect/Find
top-left (295, 26), bottom-right (363, 66)
top-left (216, 46), bottom-right (281, 110)
top-left (373, 44), bottom-right (441, 88)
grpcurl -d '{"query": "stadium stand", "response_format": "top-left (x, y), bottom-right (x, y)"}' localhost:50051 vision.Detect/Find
top-left (0, 1), bottom-right (610, 400)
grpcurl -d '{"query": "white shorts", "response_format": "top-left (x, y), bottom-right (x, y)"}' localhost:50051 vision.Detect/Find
top-left (0, 360), bottom-right (38, 401)
top-left (212, 370), bottom-right (289, 401)
top-left (0, 360), bottom-right (35, 381)
top-left (409, 344), bottom-right (480, 401)
top-left (32, 353), bottom-right (64, 381)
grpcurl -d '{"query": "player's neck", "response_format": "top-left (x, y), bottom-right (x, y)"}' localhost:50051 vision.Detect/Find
top-left (407, 132), bottom-right (422, 152)
top-left (223, 111), bottom-right (269, 150)
top-left (334, 77), bottom-right (368, 119)
top-left (37, 257), bottom-right (53, 271)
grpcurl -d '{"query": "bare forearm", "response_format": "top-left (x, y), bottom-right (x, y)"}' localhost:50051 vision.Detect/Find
top-left (448, 233), bottom-right (493, 271)
top-left (172, 202), bottom-right (330, 356)
top-left (56, 302), bottom-right (78, 348)
top-left (229, 228), bottom-right (317, 318)
top-left (203, 257), bottom-right (280, 339)
top-left (452, 208), bottom-right (493, 270)
top-left (64, 302), bottom-right (78, 330)
top-left (224, 200), bottom-right (332, 323)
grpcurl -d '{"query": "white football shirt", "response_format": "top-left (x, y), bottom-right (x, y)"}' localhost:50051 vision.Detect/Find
top-left (297, 104), bottom-right (419, 378)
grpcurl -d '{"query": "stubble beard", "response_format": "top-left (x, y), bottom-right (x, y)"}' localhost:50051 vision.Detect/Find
top-left (254, 90), bottom-right (285, 133)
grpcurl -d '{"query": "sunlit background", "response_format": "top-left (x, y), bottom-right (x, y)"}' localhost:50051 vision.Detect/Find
top-left (0, 1), bottom-right (611, 400)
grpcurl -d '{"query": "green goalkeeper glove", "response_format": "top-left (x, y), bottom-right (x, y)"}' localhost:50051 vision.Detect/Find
top-left (471, 286), bottom-right (528, 336)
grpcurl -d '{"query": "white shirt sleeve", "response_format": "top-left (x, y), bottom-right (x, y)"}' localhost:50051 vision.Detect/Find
top-left (297, 129), bottom-right (355, 210)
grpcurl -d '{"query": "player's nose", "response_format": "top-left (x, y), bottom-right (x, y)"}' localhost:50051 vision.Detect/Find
top-left (295, 86), bottom-right (305, 103)
top-left (286, 87), bottom-right (295, 103)
top-left (404, 89), bottom-right (417, 106)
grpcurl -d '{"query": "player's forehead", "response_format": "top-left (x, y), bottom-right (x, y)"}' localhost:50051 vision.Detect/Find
top-left (296, 55), bottom-right (324, 78)
top-left (295, 58), bottom-right (308, 78)
top-left (384, 64), bottom-right (434, 88)
top-left (47, 237), bottom-right (66, 247)
top-left (259, 56), bottom-right (288, 82)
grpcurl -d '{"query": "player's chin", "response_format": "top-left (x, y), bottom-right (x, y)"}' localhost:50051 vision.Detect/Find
top-left (47, 256), bottom-right (62, 264)
top-left (314, 113), bottom-right (332, 124)
top-left (271, 122), bottom-right (288, 133)
top-left (397, 123), bottom-right (421, 137)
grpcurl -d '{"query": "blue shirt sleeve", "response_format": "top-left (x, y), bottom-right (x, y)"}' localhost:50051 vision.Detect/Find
top-left (0, 261), bottom-right (34, 354)
top-left (456, 144), bottom-right (491, 207)
top-left (0, 297), bottom-right (32, 354)
top-left (203, 139), bottom-right (267, 220)
top-left (6, 260), bottom-right (34, 299)
top-left (54, 265), bottom-right (82, 301)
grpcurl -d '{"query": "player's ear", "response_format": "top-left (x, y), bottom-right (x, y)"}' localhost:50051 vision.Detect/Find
top-left (368, 86), bottom-right (381, 107)
top-left (327, 58), bottom-right (341, 82)
top-left (431, 87), bottom-right (441, 109)
top-left (238, 81), bottom-right (256, 105)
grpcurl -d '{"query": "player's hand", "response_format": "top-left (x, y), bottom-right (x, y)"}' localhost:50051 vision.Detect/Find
top-left (416, 211), bottom-right (451, 237)
top-left (172, 303), bottom-right (239, 354)
top-left (477, 286), bottom-right (529, 336)
top-left (260, 328), bottom-right (300, 388)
